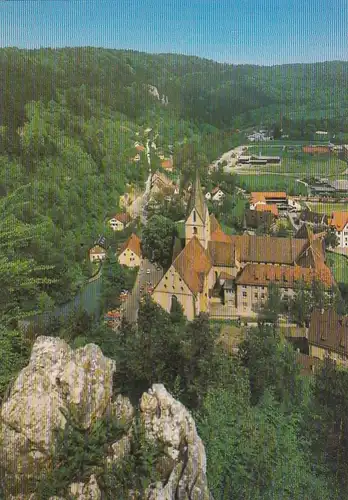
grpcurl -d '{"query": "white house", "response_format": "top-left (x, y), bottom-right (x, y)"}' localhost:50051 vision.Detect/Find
top-left (329, 212), bottom-right (348, 248)
top-left (205, 187), bottom-right (225, 203)
top-left (211, 187), bottom-right (225, 203)
top-left (89, 245), bottom-right (106, 263)
top-left (108, 213), bottom-right (131, 231)
top-left (288, 198), bottom-right (302, 211)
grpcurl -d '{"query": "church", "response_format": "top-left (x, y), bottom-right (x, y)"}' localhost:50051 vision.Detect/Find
top-left (152, 172), bottom-right (335, 320)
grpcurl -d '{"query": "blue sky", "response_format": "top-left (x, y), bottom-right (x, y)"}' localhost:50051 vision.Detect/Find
top-left (0, 0), bottom-right (347, 65)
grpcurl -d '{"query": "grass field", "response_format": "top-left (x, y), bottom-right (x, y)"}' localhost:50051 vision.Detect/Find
top-left (245, 148), bottom-right (347, 178)
top-left (327, 252), bottom-right (348, 285)
top-left (307, 203), bottom-right (348, 214)
top-left (236, 174), bottom-right (308, 195)
top-left (247, 145), bottom-right (286, 156)
top-left (261, 157), bottom-right (347, 178)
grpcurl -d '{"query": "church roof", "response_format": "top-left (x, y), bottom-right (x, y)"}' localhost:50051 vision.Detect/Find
top-left (229, 234), bottom-right (306, 265)
top-left (186, 171), bottom-right (208, 222)
top-left (172, 236), bottom-right (212, 294)
top-left (208, 241), bottom-right (236, 266)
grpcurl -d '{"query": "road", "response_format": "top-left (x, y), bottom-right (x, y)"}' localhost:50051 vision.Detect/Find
top-left (210, 145), bottom-right (245, 171)
top-left (123, 259), bottom-right (163, 323)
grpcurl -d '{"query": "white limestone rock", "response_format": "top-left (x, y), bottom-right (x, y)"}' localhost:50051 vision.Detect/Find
top-left (0, 336), bottom-right (116, 497)
top-left (140, 384), bottom-right (211, 500)
top-left (0, 339), bottom-right (212, 500)
top-left (69, 474), bottom-right (101, 500)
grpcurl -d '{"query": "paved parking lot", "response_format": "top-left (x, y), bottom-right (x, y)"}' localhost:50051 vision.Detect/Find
top-left (123, 258), bottom-right (163, 323)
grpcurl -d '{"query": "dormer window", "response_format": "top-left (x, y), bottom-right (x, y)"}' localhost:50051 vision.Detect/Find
top-left (193, 227), bottom-right (198, 235)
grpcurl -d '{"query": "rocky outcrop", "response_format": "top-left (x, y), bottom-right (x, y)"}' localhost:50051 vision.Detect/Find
top-left (0, 337), bottom-right (212, 500)
top-left (140, 384), bottom-right (211, 500)
top-left (147, 85), bottom-right (169, 105)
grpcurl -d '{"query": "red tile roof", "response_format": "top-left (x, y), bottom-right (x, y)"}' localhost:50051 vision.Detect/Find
top-left (161, 159), bottom-right (173, 169)
top-left (172, 236), bottom-right (212, 294)
top-left (255, 204), bottom-right (279, 217)
top-left (112, 213), bottom-right (131, 224)
top-left (208, 241), bottom-right (236, 266)
top-left (135, 144), bottom-right (145, 152)
top-left (329, 211), bottom-right (348, 231)
top-left (119, 233), bottom-right (142, 257)
top-left (235, 262), bottom-right (334, 288)
top-left (228, 234), bottom-right (307, 265)
top-left (308, 309), bottom-right (348, 355)
top-left (303, 146), bottom-right (330, 154)
top-left (250, 192), bottom-right (287, 204)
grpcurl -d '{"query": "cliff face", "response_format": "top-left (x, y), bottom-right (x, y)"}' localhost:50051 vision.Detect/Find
top-left (0, 336), bottom-right (212, 500)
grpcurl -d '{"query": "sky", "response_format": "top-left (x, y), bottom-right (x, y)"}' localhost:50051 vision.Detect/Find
top-left (0, 0), bottom-right (347, 65)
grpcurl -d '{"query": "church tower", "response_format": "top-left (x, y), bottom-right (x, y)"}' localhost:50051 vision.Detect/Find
top-left (185, 170), bottom-right (210, 248)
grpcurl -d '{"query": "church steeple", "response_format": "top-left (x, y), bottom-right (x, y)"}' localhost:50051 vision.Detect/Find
top-left (186, 169), bottom-right (208, 222)
top-left (185, 170), bottom-right (210, 248)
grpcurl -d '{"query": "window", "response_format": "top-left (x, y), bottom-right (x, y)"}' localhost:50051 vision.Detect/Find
top-left (242, 292), bottom-right (247, 297)
top-left (254, 293), bottom-right (258, 299)
top-left (171, 295), bottom-right (178, 312)
top-left (261, 293), bottom-right (265, 299)
top-left (193, 227), bottom-right (198, 234)
top-left (193, 210), bottom-right (196, 222)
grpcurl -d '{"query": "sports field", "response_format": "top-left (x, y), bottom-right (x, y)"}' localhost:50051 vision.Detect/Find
top-left (245, 146), bottom-right (347, 178)
top-left (236, 174), bottom-right (308, 195)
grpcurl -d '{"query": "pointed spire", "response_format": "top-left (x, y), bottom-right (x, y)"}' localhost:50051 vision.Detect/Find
top-left (187, 169), bottom-right (208, 221)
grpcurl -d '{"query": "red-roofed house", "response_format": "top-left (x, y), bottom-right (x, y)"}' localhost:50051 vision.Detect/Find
top-left (108, 213), bottom-right (132, 231)
top-left (161, 158), bottom-right (174, 172)
top-left (255, 203), bottom-right (279, 217)
top-left (328, 211), bottom-right (348, 248)
top-left (118, 233), bottom-right (142, 268)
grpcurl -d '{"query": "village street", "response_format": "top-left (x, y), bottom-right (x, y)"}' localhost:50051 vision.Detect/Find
top-left (122, 259), bottom-right (163, 323)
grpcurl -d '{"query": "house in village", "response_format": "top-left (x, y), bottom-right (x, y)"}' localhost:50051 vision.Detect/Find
top-left (108, 213), bottom-right (131, 231)
top-left (151, 172), bottom-right (335, 320)
top-left (328, 211), bottom-right (348, 248)
top-left (205, 187), bottom-right (225, 203)
top-left (250, 191), bottom-right (300, 214)
top-left (161, 158), bottom-right (174, 172)
top-left (89, 236), bottom-right (108, 263)
top-left (308, 309), bottom-right (348, 366)
top-left (151, 171), bottom-right (179, 195)
top-left (249, 191), bottom-right (288, 210)
top-left (89, 245), bottom-right (107, 263)
top-left (118, 233), bottom-right (142, 268)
